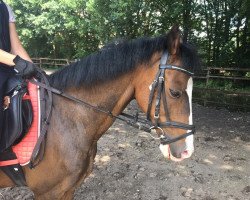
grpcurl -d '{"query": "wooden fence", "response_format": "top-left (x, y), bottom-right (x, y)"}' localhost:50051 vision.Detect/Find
top-left (193, 87), bottom-right (250, 111)
top-left (32, 58), bottom-right (74, 68)
top-left (194, 67), bottom-right (250, 85)
top-left (193, 67), bottom-right (250, 111)
top-left (31, 58), bottom-right (250, 111)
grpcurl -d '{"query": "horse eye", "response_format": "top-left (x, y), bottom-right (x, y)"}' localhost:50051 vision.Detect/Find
top-left (169, 89), bottom-right (182, 98)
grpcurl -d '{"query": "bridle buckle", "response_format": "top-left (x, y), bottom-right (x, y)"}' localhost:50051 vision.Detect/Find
top-left (154, 114), bottom-right (159, 119)
top-left (158, 76), bottom-right (164, 81)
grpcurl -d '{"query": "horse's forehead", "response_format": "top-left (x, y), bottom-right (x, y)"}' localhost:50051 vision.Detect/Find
top-left (169, 54), bottom-right (182, 65)
top-left (166, 70), bottom-right (190, 88)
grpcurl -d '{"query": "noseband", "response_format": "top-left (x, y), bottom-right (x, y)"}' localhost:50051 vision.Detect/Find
top-left (146, 51), bottom-right (195, 145)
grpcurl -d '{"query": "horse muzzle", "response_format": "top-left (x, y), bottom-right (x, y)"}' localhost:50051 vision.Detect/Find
top-left (159, 132), bottom-right (194, 162)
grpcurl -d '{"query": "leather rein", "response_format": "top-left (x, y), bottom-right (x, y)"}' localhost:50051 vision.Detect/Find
top-left (30, 51), bottom-right (195, 149)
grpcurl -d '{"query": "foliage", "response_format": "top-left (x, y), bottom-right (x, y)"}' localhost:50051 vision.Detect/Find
top-left (5, 0), bottom-right (250, 68)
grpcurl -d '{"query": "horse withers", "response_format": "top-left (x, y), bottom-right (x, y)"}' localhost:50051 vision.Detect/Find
top-left (0, 26), bottom-right (200, 199)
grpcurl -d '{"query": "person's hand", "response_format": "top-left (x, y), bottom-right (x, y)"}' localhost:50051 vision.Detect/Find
top-left (3, 96), bottom-right (10, 110)
top-left (13, 55), bottom-right (37, 78)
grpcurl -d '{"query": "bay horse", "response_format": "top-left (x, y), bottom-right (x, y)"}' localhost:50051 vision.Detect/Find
top-left (0, 26), bottom-right (200, 199)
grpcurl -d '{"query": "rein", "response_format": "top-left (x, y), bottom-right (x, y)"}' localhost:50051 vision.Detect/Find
top-left (29, 51), bottom-right (195, 166)
top-left (29, 78), bottom-right (153, 132)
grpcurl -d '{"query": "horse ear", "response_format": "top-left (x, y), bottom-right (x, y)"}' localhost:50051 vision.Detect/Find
top-left (167, 25), bottom-right (182, 55)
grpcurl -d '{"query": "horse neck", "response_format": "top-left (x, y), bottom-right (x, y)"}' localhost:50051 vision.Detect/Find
top-left (54, 71), bottom-right (136, 139)
top-left (81, 72), bottom-right (135, 114)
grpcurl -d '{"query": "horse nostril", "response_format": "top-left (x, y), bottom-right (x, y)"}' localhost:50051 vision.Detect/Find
top-left (169, 144), bottom-right (185, 158)
top-left (182, 150), bottom-right (188, 155)
top-left (181, 150), bottom-right (191, 158)
top-left (171, 150), bottom-right (182, 159)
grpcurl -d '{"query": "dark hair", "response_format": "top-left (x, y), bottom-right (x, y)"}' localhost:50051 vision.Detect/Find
top-left (49, 35), bottom-right (200, 90)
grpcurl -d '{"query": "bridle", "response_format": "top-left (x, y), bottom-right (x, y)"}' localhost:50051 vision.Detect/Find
top-left (29, 50), bottom-right (196, 166)
top-left (145, 51), bottom-right (195, 145)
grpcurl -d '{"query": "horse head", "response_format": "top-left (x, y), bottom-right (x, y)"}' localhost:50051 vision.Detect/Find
top-left (133, 26), bottom-right (200, 162)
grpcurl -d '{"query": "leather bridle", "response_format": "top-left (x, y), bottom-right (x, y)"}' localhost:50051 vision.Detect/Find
top-left (146, 51), bottom-right (195, 145)
top-left (29, 50), bottom-right (196, 165)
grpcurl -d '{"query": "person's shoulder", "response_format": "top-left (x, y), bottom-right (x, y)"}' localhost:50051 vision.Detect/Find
top-left (3, 2), bottom-right (10, 9)
top-left (4, 3), bottom-right (16, 23)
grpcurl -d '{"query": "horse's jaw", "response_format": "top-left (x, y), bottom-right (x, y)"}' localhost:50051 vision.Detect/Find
top-left (159, 142), bottom-right (194, 162)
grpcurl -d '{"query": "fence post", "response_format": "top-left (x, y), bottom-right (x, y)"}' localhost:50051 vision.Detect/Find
top-left (206, 68), bottom-right (210, 87)
top-left (204, 68), bottom-right (211, 107)
top-left (39, 58), bottom-right (42, 68)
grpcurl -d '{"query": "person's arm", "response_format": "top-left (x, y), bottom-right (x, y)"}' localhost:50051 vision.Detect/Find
top-left (0, 49), bottom-right (16, 66)
top-left (9, 22), bottom-right (32, 62)
top-left (0, 4), bottom-right (37, 78)
top-left (0, 22), bottom-right (32, 66)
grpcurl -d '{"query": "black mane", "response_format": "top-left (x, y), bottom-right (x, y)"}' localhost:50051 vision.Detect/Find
top-left (49, 35), bottom-right (200, 90)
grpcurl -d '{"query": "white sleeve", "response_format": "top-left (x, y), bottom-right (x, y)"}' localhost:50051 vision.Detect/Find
top-left (5, 4), bottom-right (16, 23)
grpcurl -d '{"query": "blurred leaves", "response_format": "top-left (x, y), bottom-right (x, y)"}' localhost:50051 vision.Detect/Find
top-left (5, 0), bottom-right (249, 67)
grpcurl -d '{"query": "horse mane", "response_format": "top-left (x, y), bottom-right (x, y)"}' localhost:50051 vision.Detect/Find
top-left (49, 35), bottom-right (200, 90)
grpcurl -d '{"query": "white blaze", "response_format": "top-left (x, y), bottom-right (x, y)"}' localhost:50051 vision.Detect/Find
top-left (185, 77), bottom-right (194, 155)
top-left (159, 77), bottom-right (194, 161)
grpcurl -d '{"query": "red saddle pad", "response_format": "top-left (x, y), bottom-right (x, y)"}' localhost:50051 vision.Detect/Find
top-left (12, 81), bottom-right (40, 166)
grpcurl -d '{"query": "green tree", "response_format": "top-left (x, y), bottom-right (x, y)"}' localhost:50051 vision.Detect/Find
top-left (6, 0), bottom-right (250, 68)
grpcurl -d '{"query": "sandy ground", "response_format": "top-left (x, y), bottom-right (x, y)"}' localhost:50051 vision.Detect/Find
top-left (0, 102), bottom-right (249, 200)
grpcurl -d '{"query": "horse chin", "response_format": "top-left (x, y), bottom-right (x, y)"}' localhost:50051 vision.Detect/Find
top-left (159, 144), bottom-right (193, 162)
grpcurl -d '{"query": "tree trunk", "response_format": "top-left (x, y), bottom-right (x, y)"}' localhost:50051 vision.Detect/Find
top-left (224, 1), bottom-right (230, 43)
top-left (182, 0), bottom-right (192, 42)
top-left (213, 0), bottom-right (221, 66)
top-left (242, 16), bottom-right (248, 50)
top-left (203, 0), bottom-right (212, 66)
